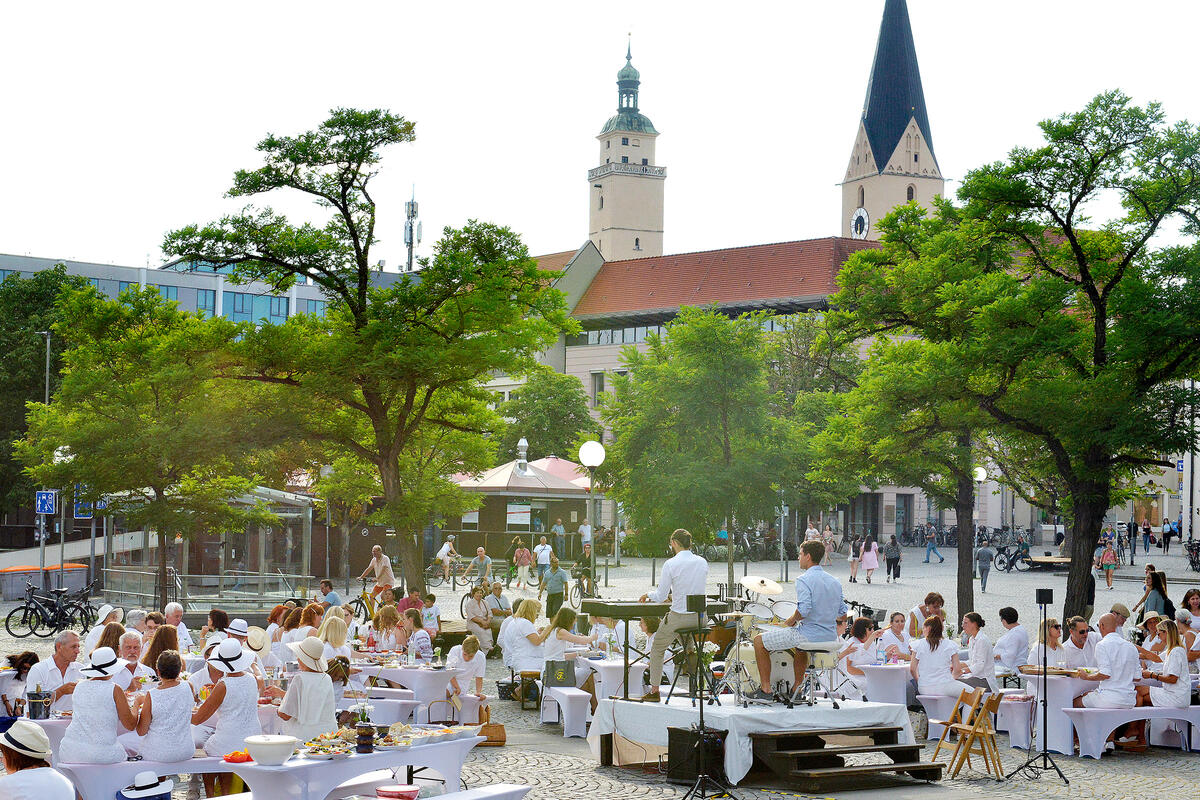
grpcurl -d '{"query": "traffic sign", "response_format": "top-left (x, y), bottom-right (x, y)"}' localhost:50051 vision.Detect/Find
top-left (1178, 459), bottom-right (1185, 473)
top-left (95, 497), bottom-right (108, 511)
top-left (34, 490), bottom-right (56, 515)
top-left (74, 500), bottom-right (92, 520)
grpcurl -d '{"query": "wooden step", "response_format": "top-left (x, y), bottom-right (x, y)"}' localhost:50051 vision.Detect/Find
top-left (791, 761), bottom-right (944, 780)
top-left (750, 726), bottom-right (902, 740)
top-left (772, 743), bottom-right (924, 759)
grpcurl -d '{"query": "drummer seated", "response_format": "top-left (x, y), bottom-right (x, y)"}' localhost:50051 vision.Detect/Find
top-left (748, 541), bottom-right (847, 701)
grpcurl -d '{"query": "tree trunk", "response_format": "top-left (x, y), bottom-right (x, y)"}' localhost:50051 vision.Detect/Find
top-left (955, 474), bottom-right (976, 618)
top-left (1063, 480), bottom-right (1109, 619)
top-left (380, 463), bottom-right (424, 596)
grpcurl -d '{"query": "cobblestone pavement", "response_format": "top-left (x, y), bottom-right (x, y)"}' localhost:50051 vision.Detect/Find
top-left (0, 544), bottom-right (1196, 798)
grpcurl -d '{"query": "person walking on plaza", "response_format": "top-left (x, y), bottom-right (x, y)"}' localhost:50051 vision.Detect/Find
top-left (512, 541), bottom-right (533, 588)
top-left (1141, 517), bottom-right (1152, 552)
top-left (883, 534), bottom-right (902, 583)
top-left (847, 535), bottom-right (861, 583)
top-left (533, 535), bottom-right (553, 582)
top-left (358, 544), bottom-right (396, 600)
top-left (640, 529), bottom-right (709, 702)
top-left (860, 534), bottom-right (879, 583)
top-left (550, 519), bottom-right (566, 559)
top-left (975, 539), bottom-right (995, 592)
top-left (923, 526), bottom-right (944, 563)
top-left (577, 518), bottom-right (593, 560)
top-left (1098, 539), bottom-right (1118, 588)
top-left (538, 556), bottom-right (572, 619)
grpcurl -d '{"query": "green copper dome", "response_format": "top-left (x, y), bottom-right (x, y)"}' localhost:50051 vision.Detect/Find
top-left (599, 111), bottom-right (658, 135)
top-left (617, 58), bottom-right (640, 82)
top-left (600, 43), bottom-right (657, 135)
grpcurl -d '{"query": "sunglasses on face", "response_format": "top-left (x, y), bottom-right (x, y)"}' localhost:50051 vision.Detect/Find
top-left (1050, 624), bottom-right (1061, 629)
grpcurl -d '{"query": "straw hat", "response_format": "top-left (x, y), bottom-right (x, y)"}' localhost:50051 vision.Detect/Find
top-left (81, 646), bottom-right (127, 678)
top-left (207, 638), bottom-right (256, 674)
top-left (245, 626), bottom-right (269, 654)
top-left (1, 719), bottom-right (53, 760)
top-left (226, 618), bottom-right (250, 638)
top-left (287, 636), bottom-right (328, 672)
top-left (118, 771), bottom-right (174, 799)
top-left (1110, 603), bottom-right (1131, 619)
top-left (1141, 611), bottom-right (1164, 627)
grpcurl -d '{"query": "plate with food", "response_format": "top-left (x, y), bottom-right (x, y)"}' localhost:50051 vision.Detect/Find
top-left (302, 743), bottom-right (353, 759)
top-left (374, 734), bottom-right (412, 750)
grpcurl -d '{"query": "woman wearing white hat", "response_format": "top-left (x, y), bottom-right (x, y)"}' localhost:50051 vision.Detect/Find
top-left (268, 636), bottom-right (336, 742)
top-left (82, 604), bottom-right (123, 655)
top-left (191, 638), bottom-right (261, 796)
top-left (245, 626), bottom-right (283, 673)
top-left (0, 719), bottom-right (74, 798)
top-left (58, 647), bottom-right (137, 764)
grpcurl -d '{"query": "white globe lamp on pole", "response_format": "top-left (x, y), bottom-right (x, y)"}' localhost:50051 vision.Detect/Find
top-left (579, 441), bottom-right (606, 568)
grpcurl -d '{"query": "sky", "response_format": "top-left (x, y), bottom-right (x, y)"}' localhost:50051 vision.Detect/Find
top-left (3, 0), bottom-right (1199, 270)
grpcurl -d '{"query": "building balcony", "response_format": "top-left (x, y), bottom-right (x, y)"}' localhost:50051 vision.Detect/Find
top-left (587, 162), bottom-right (667, 181)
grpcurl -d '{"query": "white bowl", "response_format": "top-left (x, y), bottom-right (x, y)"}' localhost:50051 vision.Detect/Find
top-left (244, 734), bottom-right (299, 766)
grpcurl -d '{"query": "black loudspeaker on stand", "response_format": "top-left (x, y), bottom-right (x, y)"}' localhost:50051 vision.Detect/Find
top-left (678, 594), bottom-right (739, 800)
top-left (1006, 587), bottom-right (1068, 785)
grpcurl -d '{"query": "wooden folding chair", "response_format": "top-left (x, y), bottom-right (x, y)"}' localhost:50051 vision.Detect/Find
top-left (948, 692), bottom-right (1004, 779)
top-left (930, 687), bottom-right (984, 763)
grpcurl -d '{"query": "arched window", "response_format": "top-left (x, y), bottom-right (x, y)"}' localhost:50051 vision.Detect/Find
top-left (906, 185), bottom-right (915, 202)
top-left (599, 195), bottom-right (604, 210)
top-left (634, 237), bottom-right (641, 250)
top-left (858, 186), bottom-right (865, 207)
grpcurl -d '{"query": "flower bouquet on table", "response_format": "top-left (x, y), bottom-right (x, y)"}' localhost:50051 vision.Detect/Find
top-left (347, 701), bottom-right (374, 724)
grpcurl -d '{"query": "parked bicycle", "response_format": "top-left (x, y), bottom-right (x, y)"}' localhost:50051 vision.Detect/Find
top-left (5, 581), bottom-right (89, 638)
top-left (424, 557), bottom-right (470, 588)
top-left (994, 543), bottom-right (1031, 572)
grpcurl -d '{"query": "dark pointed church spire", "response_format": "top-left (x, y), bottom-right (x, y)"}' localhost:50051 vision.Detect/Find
top-left (861, 0), bottom-right (937, 172)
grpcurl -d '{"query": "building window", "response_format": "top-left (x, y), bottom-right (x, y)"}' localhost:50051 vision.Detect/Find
top-left (269, 296), bottom-right (289, 319)
top-left (641, 158), bottom-right (648, 165)
top-left (197, 289), bottom-right (216, 314)
top-left (0, 269), bottom-right (17, 283)
top-left (907, 184), bottom-right (915, 202)
top-left (606, 140), bottom-right (610, 149)
top-left (858, 186), bottom-right (865, 206)
top-left (591, 372), bottom-right (605, 407)
top-left (621, 137), bottom-right (629, 146)
top-left (598, 195), bottom-right (604, 210)
top-left (914, 153), bottom-right (919, 164)
top-left (231, 292), bottom-right (252, 315)
top-left (118, 281), bottom-right (136, 294)
top-left (158, 285), bottom-right (178, 301)
top-left (305, 298), bottom-right (326, 316)
top-left (621, 156), bottom-right (629, 164)
top-left (634, 237), bottom-right (641, 250)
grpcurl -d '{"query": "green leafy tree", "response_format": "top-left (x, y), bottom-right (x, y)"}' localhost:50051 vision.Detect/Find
top-left (496, 367), bottom-right (601, 462)
top-left (163, 109), bottom-right (570, 592)
top-left (601, 307), bottom-right (785, 584)
top-left (832, 91), bottom-right (1200, 616)
top-left (16, 287), bottom-right (278, 608)
top-left (0, 266), bottom-right (90, 512)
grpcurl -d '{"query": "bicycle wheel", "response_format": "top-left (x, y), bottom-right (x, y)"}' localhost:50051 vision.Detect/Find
top-left (460, 592), bottom-right (471, 619)
top-left (569, 583), bottom-right (582, 609)
top-left (424, 565), bottom-right (445, 588)
top-left (349, 597), bottom-right (371, 624)
top-left (1014, 556), bottom-right (1031, 572)
top-left (67, 603), bottom-right (91, 632)
top-left (5, 606), bottom-right (36, 638)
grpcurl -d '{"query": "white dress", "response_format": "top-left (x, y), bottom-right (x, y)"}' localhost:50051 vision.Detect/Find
top-left (278, 671), bottom-right (336, 742)
top-left (543, 629), bottom-right (569, 662)
top-left (506, 618), bottom-right (546, 672)
top-left (204, 674), bottom-right (263, 756)
top-left (0, 766), bottom-right (76, 800)
top-left (138, 682), bottom-right (197, 762)
top-left (912, 638), bottom-right (970, 697)
top-left (1149, 646), bottom-right (1191, 708)
top-left (58, 679), bottom-right (127, 763)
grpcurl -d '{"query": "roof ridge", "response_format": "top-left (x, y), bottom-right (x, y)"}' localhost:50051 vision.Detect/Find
top-left (605, 236), bottom-right (854, 264)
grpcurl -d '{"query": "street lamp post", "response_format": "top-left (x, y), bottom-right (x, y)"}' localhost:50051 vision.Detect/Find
top-left (35, 331), bottom-right (52, 587)
top-left (579, 440), bottom-right (606, 581)
top-left (972, 467), bottom-right (987, 579)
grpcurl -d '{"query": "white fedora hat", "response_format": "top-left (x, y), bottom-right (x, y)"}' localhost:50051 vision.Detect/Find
top-left (81, 646), bottom-right (127, 678)
top-left (96, 604), bottom-right (124, 625)
top-left (119, 770), bottom-right (174, 798)
top-left (287, 635), bottom-right (328, 672)
top-left (1, 719), bottom-right (53, 760)
top-left (226, 618), bottom-right (250, 638)
top-left (245, 625), bottom-right (269, 654)
top-left (207, 638), bottom-right (256, 674)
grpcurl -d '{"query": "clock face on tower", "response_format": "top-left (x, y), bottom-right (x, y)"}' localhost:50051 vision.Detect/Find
top-left (850, 207), bottom-right (870, 240)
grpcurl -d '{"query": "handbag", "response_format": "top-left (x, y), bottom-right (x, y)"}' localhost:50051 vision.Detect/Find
top-left (478, 705), bottom-right (506, 746)
top-left (544, 659), bottom-right (576, 688)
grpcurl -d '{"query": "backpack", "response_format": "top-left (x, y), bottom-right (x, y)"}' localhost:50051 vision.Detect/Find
top-left (851, 540), bottom-right (862, 558)
top-left (1163, 595), bottom-right (1176, 620)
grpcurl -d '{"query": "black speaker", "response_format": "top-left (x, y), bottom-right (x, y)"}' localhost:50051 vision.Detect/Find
top-left (1036, 588), bottom-right (1053, 605)
top-left (666, 726), bottom-right (728, 784)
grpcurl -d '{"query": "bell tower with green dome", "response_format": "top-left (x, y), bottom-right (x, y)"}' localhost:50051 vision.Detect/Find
top-left (588, 43), bottom-right (666, 259)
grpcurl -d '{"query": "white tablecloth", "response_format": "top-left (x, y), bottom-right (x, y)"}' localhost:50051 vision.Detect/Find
top-left (1024, 673), bottom-right (1092, 754)
top-left (587, 696), bottom-right (915, 784)
top-left (356, 665), bottom-right (460, 723)
top-left (857, 663), bottom-right (911, 706)
top-left (581, 657), bottom-right (647, 701)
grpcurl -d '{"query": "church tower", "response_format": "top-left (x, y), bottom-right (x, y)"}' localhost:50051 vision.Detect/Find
top-left (588, 44), bottom-right (666, 259)
top-left (842, 0), bottom-right (944, 240)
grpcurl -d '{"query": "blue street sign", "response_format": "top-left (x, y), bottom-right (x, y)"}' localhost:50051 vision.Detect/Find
top-left (1178, 459), bottom-right (1185, 473)
top-left (95, 498), bottom-right (108, 511)
top-left (34, 490), bottom-right (56, 515)
top-left (73, 483), bottom-right (92, 519)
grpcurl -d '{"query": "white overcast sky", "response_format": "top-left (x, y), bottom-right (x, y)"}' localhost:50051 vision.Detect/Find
top-left (3, 1), bottom-right (1198, 269)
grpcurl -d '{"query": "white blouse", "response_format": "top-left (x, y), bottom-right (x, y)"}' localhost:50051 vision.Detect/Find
top-left (505, 618), bottom-right (545, 672)
top-left (965, 632), bottom-right (998, 691)
top-left (879, 628), bottom-right (911, 656)
top-left (912, 638), bottom-right (957, 690)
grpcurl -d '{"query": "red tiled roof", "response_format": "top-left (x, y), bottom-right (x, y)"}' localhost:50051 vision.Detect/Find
top-left (572, 237), bottom-right (879, 318)
top-left (533, 250), bottom-right (577, 272)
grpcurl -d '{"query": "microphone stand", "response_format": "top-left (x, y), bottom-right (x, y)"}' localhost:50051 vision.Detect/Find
top-left (681, 594), bottom-right (739, 800)
top-left (1006, 596), bottom-right (1068, 785)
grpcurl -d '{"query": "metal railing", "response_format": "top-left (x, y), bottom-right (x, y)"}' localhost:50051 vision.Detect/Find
top-left (587, 162), bottom-right (667, 180)
top-left (102, 567), bottom-right (315, 610)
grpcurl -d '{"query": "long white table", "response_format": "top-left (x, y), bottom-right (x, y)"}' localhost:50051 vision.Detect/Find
top-left (580, 656), bottom-right (647, 701)
top-left (587, 695), bottom-right (914, 784)
top-left (55, 736), bottom-right (482, 800)
top-left (357, 664), bottom-right (460, 723)
top-left (1024, 673), bottom-right (1092, 754)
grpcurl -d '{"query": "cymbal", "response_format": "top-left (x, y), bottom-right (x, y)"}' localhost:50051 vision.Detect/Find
top-left (739, 575), bottom-right (783, 596)
top-left (717, 612), bottom-right (760, 619)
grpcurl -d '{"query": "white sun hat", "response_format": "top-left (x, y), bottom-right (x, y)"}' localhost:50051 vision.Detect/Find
top-left (226, 618), bottom-right (250, 638)
top-left (207, 637), bottom-right (256, 674)
top-left (118, 770), bottom-right (175, 798)
top-left (1, 719), bottom-right (53, 760)
top-left (80, 646), bottom-right (127, 678)
top-left (287, 635), bottom-right (329, 672)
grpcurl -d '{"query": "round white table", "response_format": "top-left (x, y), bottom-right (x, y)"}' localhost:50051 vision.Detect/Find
top-left (1024, 672), bottom-right (1092, 754)
top-left (581, 657), bottom-right (647, 701)
top-left (857, 663), bottom-right (911, 706)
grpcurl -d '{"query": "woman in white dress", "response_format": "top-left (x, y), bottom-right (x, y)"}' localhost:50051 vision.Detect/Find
top-left (836, 617), bottom-right (884, 699)
top-left (1024, 617), bottom-right (1065, 669)
top-left (365, 605), bottom-right (406, 652)
top-left (0, 720), bottom-right (74, 799)
top-left (132, 651), bottom-right (197, 763)
top-left (245, 626), bottom-right (283, 673)
top-left (910, 616), bottom-right (971, 698)
top-left (402, 609), bottom-right (434, 662)
top-left (58, 647), bottom-right (137, 763)
top-left (879, 612), bottom-right (913, 661)
top-left (1181, 590), bottom-right (1200, 632)
top-left (506, 599), bottom-right (547, 673)
top-left (541, 608), bottom-right (597, 663)
top-left (267, 636), bottom-right (336, 742)
top-left (956, 612), bottom-right (998, 691)
top-left (446, 635), bottom-right (490, 722)
top-left (319, 616), bottom-right (361, 702)
top-left (1131, 619), bottom-right (1191, 748)
top-left (292, 604), bottom-right (324, 643)
top-left (192, 638), bottom-right (262, 796)
top-left (264, 604), bottom-right (288, 645)
top-left (273, 606), bottom-right (302, 662)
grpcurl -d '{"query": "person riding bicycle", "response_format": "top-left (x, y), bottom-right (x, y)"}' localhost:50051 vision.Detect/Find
top-left (433, 536), bottom-right (458, 582)
top-left (358, 545), bottom-right (396, 599)
top-left (466, 547), bottom-right (493, 587)
top-left (576, 542), bottom-right (595, 598)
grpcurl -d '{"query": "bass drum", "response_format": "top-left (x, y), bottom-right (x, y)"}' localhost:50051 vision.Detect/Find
top-left (727, 642), bottom-right (795, 693)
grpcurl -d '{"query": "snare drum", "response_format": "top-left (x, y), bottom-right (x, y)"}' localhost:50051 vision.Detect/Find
top-left (771, 600), bottom-right (797, 620)
top-left (744, 602), bottom-right (775, 621)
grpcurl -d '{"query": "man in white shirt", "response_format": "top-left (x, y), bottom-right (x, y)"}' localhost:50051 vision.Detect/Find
top-left (112, 631), bottom-right (156, 691)
top-left (26, 630), bottom-right (83, 712)
top-left (533, 535), bottom-right (554, 581)
top-left (993, 607), bottom-right (1029, 674)
top-left (1109, 603), bottom-right (1132, 639)
top-left (639, 529), bottom-right (709, 701)
top-left (1062, 616), bottom-right (1102, 668)
top-left (1074, 613), bottom-right (1140, 708)
top-left (164, 602), bottom-right (194, 650)
top-left (577, 519), bottom-right (593, 559)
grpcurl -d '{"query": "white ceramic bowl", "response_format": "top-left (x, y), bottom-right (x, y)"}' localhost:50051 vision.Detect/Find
top-left (244, 734), bottom-right (299, 766)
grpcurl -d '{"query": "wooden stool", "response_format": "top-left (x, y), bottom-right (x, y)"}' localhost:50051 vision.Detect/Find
top-left (519, 671), bottom-right (541, 710)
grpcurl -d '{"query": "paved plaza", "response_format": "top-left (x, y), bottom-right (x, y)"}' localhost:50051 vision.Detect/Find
top-left (1, 543), bottom-right (1196, 799)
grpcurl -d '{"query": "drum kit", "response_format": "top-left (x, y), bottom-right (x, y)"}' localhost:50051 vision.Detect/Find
top-left (712, 574), bottom-right (796, 706)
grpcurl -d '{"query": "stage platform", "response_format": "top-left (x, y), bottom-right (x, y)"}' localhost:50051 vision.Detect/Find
top-left (586, 693), bottom-right (915, 784)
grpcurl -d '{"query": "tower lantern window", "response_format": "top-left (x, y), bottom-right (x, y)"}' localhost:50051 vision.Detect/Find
top-left (622, 137), bottom-right (629, 146)
top-left (621, 156), bottom-right (629, 163)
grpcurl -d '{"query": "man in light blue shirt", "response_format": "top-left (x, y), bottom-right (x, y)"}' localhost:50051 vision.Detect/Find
top-left (750, 540), bottom-right (847, 699)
